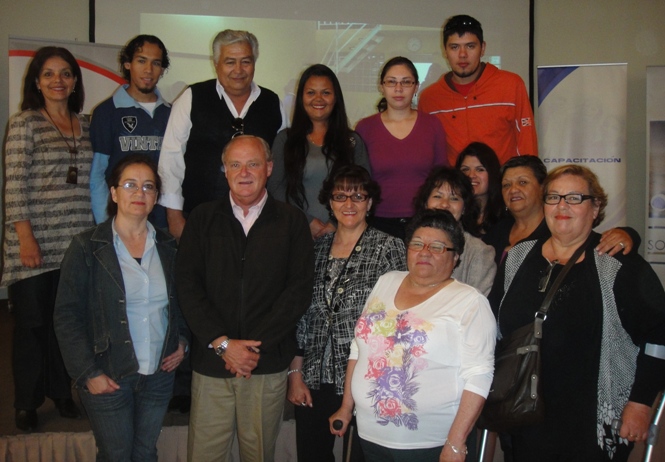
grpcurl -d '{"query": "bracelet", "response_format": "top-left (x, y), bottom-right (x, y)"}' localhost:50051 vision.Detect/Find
top-left (287, 369), bottom-right (301, 376)
top-left (445, 440), bottom-right (468, 455)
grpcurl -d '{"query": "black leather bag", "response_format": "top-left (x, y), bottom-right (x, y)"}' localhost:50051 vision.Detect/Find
top-left (477, 238), bottom-right (590, 433)
top-left (476, 319), bottom-right (543, 432)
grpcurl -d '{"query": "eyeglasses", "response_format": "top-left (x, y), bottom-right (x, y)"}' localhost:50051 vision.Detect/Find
top-left (444, 16), bottom-right (482, 34)
top-left (118, 181), bottom-right (157, 195)
top-left (331, 193), bottom-right (369, 203)
top-left (543, 193), bottom-right (595, 205)
top-left (407, 241), bottom-right (456, 254)
top-left (382, 79), bottom-right (417, 88)
top-left (231, 117), bottom-right (244, 138)
top-left (538, 259), bottom-right (559, 292)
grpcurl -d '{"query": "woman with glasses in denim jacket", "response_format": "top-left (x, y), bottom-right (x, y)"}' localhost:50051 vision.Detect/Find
top-left (355, 56), bottom-right (449, 240)
top-left (55, 154), bottom-right (188, 461)
top-left (288, 165), bottom-right (406, 462)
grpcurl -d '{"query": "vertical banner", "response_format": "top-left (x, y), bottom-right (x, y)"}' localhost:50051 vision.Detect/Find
top-left (646, 67), bottom-right (665, 284)
top-left (537, 64), bottom-right (628, 231)
top-left (9, 36), bottom-right (124, 116)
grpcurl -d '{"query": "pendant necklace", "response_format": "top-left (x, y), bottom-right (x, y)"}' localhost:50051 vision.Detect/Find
top-left (43, 107), bottom-right (79, 184)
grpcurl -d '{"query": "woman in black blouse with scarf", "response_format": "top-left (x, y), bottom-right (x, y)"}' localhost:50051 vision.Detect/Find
top-left (287, 165), bottom-right (406, 462)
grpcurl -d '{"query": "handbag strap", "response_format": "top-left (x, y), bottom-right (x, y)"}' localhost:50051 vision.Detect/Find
top-left (533, 235), bottom-right (592, 338)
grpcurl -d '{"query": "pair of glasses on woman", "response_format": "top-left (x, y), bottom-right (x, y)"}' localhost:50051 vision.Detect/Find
top-left (382, 79), bottom-right (417, 88)
top-left (118, 181), bottom-right (157, 195)
top-left (330, 193), bottom-right (368, 203)
top-left (543, 194), bottom-right (595, 205)
top-left (407, 241), bottom-right (456, 254)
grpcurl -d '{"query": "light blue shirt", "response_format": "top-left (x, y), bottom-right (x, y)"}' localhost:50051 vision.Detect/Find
top-left (112, 219), bottom-right (168, 375)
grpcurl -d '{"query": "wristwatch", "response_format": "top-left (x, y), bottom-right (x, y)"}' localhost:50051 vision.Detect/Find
top-left (214, 339), bottom-right (229, 357)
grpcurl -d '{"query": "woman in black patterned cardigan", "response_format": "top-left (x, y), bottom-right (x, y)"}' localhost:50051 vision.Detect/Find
top-left (287, 165), bottom-right (406, 462)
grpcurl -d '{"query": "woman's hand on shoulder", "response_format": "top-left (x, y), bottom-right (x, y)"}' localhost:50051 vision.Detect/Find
top-left (86, 374), bottom-right (120, 395)
top-left (309, 218), bottom-right (336, 239)
top-left (317, 221), bottom-right (336, 238)
top-left (597, 228), bottom-right (632, 256)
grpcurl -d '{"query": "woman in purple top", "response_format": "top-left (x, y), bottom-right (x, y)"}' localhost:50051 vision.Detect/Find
top-left (356, 57), bottom-right (448, 239)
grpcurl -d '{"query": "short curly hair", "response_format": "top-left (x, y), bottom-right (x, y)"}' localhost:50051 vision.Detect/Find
top-left (319, 165), bottom-right (380, 217)
top-left (406, 209), bottom-right (465, 258)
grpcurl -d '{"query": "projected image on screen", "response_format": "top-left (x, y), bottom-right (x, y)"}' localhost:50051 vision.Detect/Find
top-left (142, 14), bottom-right (502, 126)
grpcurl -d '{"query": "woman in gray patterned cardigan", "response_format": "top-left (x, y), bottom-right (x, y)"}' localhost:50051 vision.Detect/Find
top-left (287, 165), bottom-right (406, 462)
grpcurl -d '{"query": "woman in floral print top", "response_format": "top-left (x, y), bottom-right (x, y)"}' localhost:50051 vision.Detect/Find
top-left (330, 210), bottom-right (496, 461)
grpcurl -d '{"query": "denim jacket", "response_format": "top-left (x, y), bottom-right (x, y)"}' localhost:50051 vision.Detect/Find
top-left (54, 219), bottom-right (188, 387)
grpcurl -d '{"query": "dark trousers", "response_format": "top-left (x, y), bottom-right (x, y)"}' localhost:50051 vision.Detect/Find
top-left (294, 384), bottom-right (364, 462)
top-left (359, 438), bottom-right (442, 462)
top-left (10, 270), bottom-right (73, 409)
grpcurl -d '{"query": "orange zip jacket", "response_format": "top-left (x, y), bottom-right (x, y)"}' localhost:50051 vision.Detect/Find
top-left (419, 63), bottom-right (538, 165)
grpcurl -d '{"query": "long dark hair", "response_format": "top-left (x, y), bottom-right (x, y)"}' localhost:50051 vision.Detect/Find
top-left (455, 142), bottom-right (503, 232)
top-left (283, 64), bottom-right (356, 209)
top-left (22, 46), bottom-right (85, 113)
top-left (413, 166), bottom-right (481, 236)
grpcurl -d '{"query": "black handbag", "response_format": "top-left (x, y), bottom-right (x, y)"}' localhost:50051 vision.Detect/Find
top-left (477, 238), bottom-right (590, 432)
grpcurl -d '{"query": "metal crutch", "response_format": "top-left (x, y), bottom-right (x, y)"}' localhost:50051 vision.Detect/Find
top-left (478, 428), bottom-right (490, 462)
top-left (333, 419), bottom-right (354, 462)
top-left (644, 391), bottom-right (665, 462)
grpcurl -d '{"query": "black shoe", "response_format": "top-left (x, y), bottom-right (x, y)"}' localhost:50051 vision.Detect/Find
top-left (54, 398), bottom-right (81, 419)
top-left (168, 395), bottom-right (191, 414)
top-left (15, 409), bottom-right (38, 432)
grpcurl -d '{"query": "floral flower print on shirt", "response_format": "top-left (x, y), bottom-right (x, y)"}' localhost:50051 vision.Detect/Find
top-left (356, 297), bottom-right (434, 430)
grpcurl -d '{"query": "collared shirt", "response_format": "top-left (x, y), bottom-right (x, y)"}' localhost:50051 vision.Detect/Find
top-left (158, 80), bottom-right (287, 210)
top-left (230, 189), bottom-right (268, 235)
top-left (112, 219), bottom-right (168, 375)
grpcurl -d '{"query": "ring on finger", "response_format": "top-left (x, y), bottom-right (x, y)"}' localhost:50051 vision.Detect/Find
top-left (619, 242), bottom-right (625, 249)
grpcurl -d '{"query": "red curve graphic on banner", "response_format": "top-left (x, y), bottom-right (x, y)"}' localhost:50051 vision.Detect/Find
top-left (9, 49), bottom-right (124, 84)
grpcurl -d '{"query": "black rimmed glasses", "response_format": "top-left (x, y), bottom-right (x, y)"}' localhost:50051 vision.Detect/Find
top-left (330, 193), bottom-right (369, 203)
top-left (543, 193), bottom-right (595, 205)
top-left (407, 241), bottom-right (456, 254)
top-left (118, 181), bottom-right (157, 195)
top-left (231, 117), bottom-right (244, 138)
top-left (382, 79), bottom-right (417, 88)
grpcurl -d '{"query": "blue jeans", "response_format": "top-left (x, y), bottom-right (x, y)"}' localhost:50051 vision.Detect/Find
top-left (79, 370), bottom-right (175, 462)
